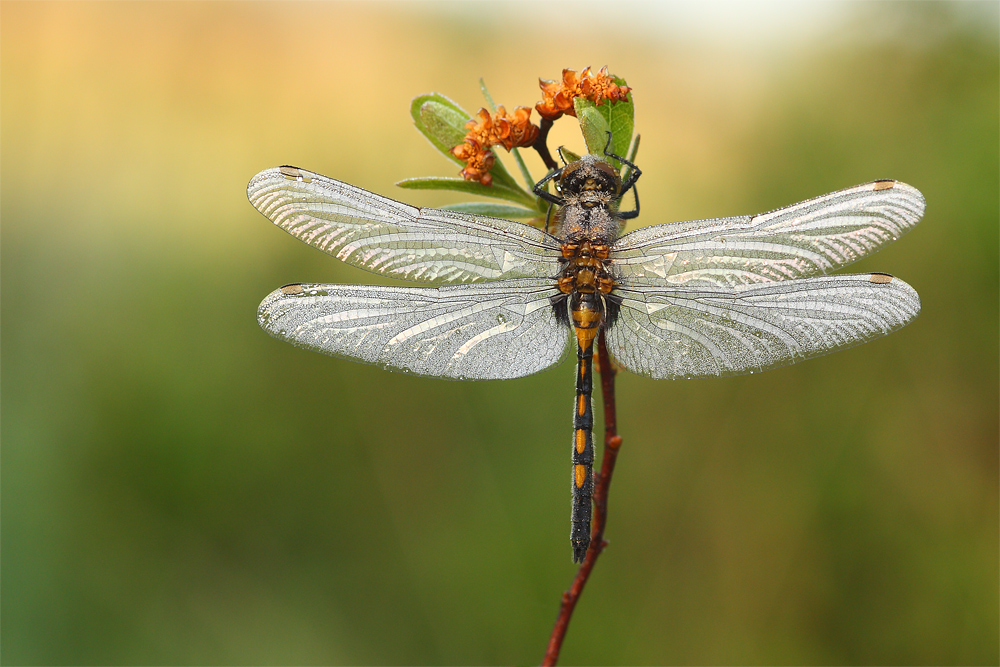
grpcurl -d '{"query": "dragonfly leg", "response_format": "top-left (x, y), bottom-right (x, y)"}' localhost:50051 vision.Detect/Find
top-left (534, 166), bottom-right (565, 206)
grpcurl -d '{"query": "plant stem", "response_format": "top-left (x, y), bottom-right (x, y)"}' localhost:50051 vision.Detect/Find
top-left (532, 118), bottom-right (559, 171)
top-left (542, 331), bottom-right (622, 666)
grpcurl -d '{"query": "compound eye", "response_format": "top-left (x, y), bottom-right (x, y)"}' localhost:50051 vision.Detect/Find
top-left (555, 161), bottom-right (584, 193)
top-left (594, 161), bottom-right (621, 190)
top-left (559, 161), bottom-right (583, 182)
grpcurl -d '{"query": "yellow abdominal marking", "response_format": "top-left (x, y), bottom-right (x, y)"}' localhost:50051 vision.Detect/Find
top-left (575, 464), bottom-right (587, 488)
top-left (575, 327), bottom-right (598, 352)
top-left (576, 429), bottom-right (586, 454)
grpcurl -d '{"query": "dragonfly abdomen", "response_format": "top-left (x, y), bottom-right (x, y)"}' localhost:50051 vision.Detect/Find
top-left (571, 321), bottom-right (596, 563)
top-left (557, 236), bottom-right (620, 562)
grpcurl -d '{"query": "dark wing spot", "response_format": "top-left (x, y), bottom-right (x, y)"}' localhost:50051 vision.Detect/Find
top-left (869, 273), bottom-right (894, 284)
top-left (280, 283), bottom-right (306, 295)
top-left (872, 180), bottom-right (896, 191)
top-left (278, 166), bottom-right (311, 182)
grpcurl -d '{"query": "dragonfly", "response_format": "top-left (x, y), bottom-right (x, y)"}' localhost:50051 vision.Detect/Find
top-left (247, 152), bottom-right (923, 562)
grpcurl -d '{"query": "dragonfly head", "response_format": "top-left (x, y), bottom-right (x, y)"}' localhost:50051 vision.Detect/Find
top-left (556, 154), bottom-right (622, 203)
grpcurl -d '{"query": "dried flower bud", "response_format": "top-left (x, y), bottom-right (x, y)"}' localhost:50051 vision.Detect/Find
top-left (536, 70), bottom-right (580, 120)
top-left (536, 66), bottom-right (631, 120)
top-left (580, 66), bottom-right (631, 107)
top-left (451, 106), bottom-right (539, 185)
top-left (498, 105), bottom-right (539, 150)
top-left (451, 138), bottom-right (495, 186)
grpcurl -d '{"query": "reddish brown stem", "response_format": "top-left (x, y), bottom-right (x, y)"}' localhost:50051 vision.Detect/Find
top-left (542, 331), bottom-right (622, 666)
top-left (532, 117), bottom-right (559, 171)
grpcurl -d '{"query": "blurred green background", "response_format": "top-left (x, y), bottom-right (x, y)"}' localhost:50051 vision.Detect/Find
top-left (3, 2), bottom-right (997, 664)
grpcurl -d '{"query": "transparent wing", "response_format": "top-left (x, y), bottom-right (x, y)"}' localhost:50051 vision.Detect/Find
top-left (248, 166), bottom-right (561, 284)
top-left (612, 181), bottom-right (924, 286)
top-left (257, 278), bottom-right (569, 380)
top-left (607, 273), bottom-right (920, 379)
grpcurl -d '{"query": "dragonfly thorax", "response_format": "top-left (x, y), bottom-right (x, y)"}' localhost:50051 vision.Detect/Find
top-left (557, 240), bottom-right (615, 296)
top-left (552, 239), bottom-right (621, 349)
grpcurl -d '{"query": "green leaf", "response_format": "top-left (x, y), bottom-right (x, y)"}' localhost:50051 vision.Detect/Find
top-left (439, 202), bottom-right (540, 219)
top-left (573, 76), bottom-right (633, 169)
top-left (558, 146), bottom-right (583, 164)
top-left (395, 177), bottom-right (536, 208)
top-left (481, 155), bottom-right (521, 191)
top-left (410, 93), bottom-right (470, 164)
top-left (577, 104), bottom-right (611, 157)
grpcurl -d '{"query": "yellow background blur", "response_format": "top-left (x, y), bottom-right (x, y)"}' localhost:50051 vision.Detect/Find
top-left (3, 2), bottom-right (997, 664)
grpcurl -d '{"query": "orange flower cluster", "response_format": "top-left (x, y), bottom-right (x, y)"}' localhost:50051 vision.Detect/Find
top-left (450, 67), bottom-right (630, 185)
top-left (535, 66), bottom-right (631, 121)
top-left (451, 106), bottom-right (539, 186)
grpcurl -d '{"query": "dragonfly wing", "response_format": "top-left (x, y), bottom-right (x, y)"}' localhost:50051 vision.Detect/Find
top-left (257, 278), bottom-right (569, 380)
top-left (248, 166), bottom-right (560, 283)
top-left (612, 181), bottom-right (924, 286)
top-left (606, 273), bottom-right (920, 379)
